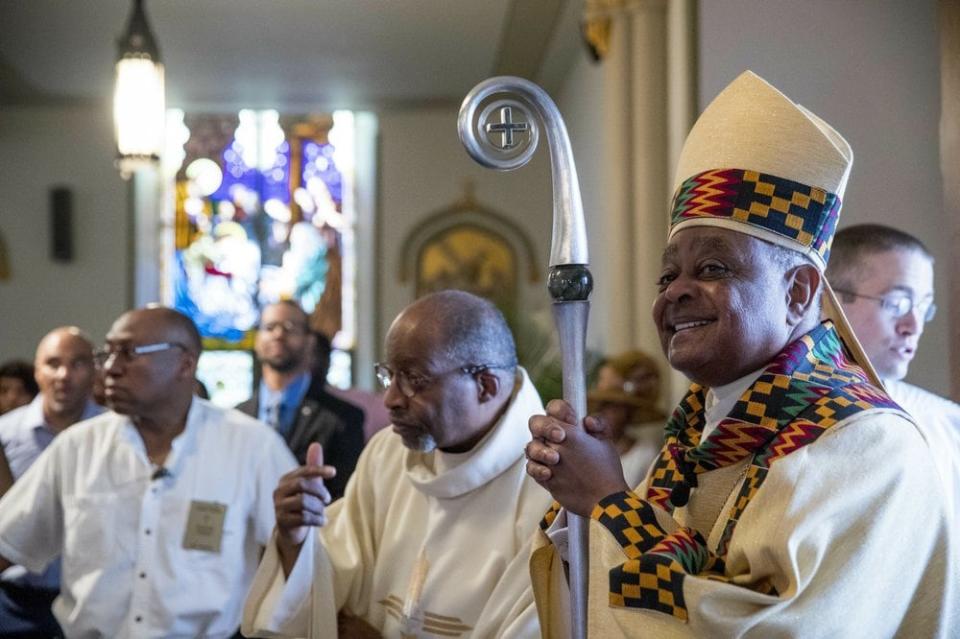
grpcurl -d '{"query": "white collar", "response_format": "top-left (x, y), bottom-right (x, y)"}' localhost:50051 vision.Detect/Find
top-left (702, 366), bottom-right (765, 440)
top-left (119, 396), bottom-right (204, 476)
top-left (404, 368), bottom-right (543, 499)
top-left (20, 395), bottom-right (101, 435)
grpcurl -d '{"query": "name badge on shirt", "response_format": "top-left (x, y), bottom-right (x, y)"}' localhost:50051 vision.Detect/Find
top-left (182, 501), bottom-right (227, 553)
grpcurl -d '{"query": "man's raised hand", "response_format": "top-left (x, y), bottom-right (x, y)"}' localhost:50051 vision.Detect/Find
top-left (274, 442), bottom-right (337, 575)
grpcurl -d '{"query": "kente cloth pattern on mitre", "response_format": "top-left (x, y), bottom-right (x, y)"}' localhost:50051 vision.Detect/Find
top-left (666, 71), bottom-right (853, 274)
top-left (587, 321), bottom-right (901, 621)
top-left (671, 168), bottom-right (842, 266)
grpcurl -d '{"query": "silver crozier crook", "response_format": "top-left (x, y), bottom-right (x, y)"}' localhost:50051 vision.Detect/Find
top-left (458, 76), bottom-right (592, 639)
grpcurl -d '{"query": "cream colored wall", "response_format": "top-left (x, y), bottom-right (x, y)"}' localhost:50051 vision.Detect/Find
top-left (555, 53), bottom-right (635, 358)
top-left (0, 103), bottom-right (129, 359)
top-left (699, 0), bottom-right (948, 395)
top-left (374, 106), bottom-right (555, 359)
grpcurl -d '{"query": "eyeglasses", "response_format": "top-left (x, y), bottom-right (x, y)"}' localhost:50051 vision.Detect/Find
top-left (374, 362), bottom-right (515, 398)
top-left (94, 342), bottom-right (187, 367)
top-left (834, 289), bottom-right (937, 323)
top-left (258, 320), bottom-right (308, 335)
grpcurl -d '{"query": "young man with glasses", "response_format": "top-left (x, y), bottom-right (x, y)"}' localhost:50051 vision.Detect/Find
top-left (237, 300), bottom-right (364, 500)
top-left (243, 290), bottom-right (551, 638)
top-left (826, 224), bottom-right (960, 445)
top-left (0, 307), bottom-right (296, 638)
top-left (0, 327), bottom-right (102, 638)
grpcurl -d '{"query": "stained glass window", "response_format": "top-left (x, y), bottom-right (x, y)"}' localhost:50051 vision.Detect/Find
top-left (161, 110), bottom-right (357, 406)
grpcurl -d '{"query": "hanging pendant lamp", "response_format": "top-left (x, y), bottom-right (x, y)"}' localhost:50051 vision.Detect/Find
top-left (113, 0), bottom-right (165, 178)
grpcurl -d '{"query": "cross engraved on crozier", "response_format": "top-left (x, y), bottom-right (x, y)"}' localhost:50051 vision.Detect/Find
top-left (484, 106), bottom-right (529, 149)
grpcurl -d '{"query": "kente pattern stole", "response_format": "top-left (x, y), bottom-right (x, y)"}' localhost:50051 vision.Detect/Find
top-left (586, 322), bottom-right (899, 621)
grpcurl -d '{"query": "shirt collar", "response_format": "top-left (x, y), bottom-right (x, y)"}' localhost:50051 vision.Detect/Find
top-left (258, 382), bottom-right (281, 421)
top-left (163, 397), bottom-right (204, 476)
top-left (78, 399), bottom-right (105, 422)
top-left (281, 372), bottom-right (312, 409)
top-left (703, 366), bottom-right (765, 437)
top-left (118, 396), bottom-right (203, 476)
top-left (23, 395), bottom-right (103, 434)
top-left (21, 395), bottom-right (47, 432)
top-left (258, 372), bottom-right (312, 408)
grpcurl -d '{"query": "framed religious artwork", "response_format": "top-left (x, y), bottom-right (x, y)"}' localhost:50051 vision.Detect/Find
top-left (399, 184), bottom-right (540, 312)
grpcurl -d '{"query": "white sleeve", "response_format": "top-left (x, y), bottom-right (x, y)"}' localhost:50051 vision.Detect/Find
top-left (0, 437), bottom-right (64, 572)
top-left (244, 433), bottom-right (384, 637)
top-left (242, 530), bottom-right (317, 638)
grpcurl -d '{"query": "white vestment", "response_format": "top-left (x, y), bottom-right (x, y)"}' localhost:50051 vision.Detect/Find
top-left (886, 379), bottom-right (960, 520)
top-left (884, 380), bottom-right (960, 433)
top-left (531, 374), bottom-right (958, 638)
top-left (243, 370), bottom-right (551, 638)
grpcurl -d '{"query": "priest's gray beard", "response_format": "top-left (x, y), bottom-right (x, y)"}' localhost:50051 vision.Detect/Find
top-left (410, 433), bottom-right (438, 454)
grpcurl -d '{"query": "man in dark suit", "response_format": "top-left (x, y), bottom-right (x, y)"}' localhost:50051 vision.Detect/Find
top-left (237, 301), bottom-right (364, 500)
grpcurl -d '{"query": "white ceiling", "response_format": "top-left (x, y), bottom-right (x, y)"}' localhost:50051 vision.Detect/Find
top-left (0, 0), bottom-right (581, 111)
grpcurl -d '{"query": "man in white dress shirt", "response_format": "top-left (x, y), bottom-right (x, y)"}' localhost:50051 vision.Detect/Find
top-left (0, 307), bottom-right (296, 638)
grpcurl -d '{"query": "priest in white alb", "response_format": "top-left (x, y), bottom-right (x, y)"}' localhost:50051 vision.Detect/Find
top-left (524, 71), bottom-right (958, 637)
top-left (243, 290), bottom-right (552, 638)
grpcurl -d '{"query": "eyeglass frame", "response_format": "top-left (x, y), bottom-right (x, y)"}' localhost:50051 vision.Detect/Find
top-left (833, 288), bottom-right (937, 323)
top-left (373, 361), bottom-right (516, 398)
top-left (94, 342), bottom-right (188, 367)
top-left (258, 320), bottom-right (309, 335)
